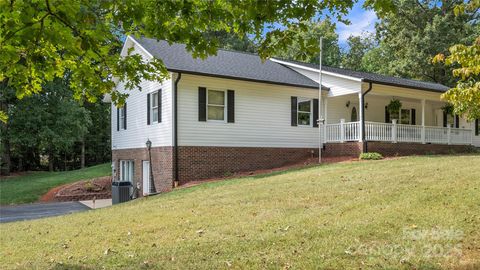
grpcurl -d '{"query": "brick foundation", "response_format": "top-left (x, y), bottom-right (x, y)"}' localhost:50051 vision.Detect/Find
top-left (366, 142), bottom-right (475, 157)
top-left (176, 146), bottom-right (317, 183)
top-left (112, 147), bottom-right (174, 194)
top-left (323, 142), bottom-right (362, 157)
top-left (112, 142), bottom-right (474, 193)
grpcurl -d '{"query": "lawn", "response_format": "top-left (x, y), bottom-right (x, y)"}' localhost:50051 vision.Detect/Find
top-left (1, 155), bottom-right (479, 269)
top-left (0, 163), bottom-right (111, 205)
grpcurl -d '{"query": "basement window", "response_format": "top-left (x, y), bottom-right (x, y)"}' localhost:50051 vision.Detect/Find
top-left (119, 160), bottom-right (134, 182)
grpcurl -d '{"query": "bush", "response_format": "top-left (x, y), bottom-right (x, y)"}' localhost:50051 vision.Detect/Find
top-left (359, 152), bottom-right (383, 160)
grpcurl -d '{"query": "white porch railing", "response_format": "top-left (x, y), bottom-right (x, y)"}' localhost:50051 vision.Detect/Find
top-left (322, 120), bottom-right (472, 145)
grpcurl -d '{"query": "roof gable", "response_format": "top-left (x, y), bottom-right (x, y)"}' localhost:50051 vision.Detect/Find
top-left (271, 58), bottom-right (449, 93)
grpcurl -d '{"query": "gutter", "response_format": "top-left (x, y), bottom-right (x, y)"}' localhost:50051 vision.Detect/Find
top-left (361, 81), bottom-right (373, 153)
top-left (173, 73), bottom-right (182, 187)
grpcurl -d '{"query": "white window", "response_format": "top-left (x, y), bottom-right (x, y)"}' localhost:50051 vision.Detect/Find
top-left (119, 107), bottom-right (126, 130)
top-left (297, 98), bottom-right (312, 126)
top-left (207, 89), bottom-right (225, 121)
top-left (119, 160), bottom-right (134, 182)
top-left (151, 91), bottom-right (159, 123)
top-left (400, 109), bottom-right (411, 125)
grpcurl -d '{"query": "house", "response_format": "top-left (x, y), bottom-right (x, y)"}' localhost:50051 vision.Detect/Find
top-left (109, 36), bottom-right (480, 195)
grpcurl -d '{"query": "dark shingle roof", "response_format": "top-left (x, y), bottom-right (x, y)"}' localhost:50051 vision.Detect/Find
top-left (133, 37), bottom-right (320, 89)
top-left (275, 59), bottom-right (449, 93)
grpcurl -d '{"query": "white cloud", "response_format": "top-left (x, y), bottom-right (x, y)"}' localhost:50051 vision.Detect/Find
top-left (337, 9), bottom-right (378, 42)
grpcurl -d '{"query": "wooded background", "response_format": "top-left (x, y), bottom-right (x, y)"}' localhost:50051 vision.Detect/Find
top-left (0, 0), bottom-right (477, 175)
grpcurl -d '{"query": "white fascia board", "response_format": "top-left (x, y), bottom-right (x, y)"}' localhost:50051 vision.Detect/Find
top-left (270, 58), bottom-right (363, 82)
top-left (121, 35), bottom-right (154, 59)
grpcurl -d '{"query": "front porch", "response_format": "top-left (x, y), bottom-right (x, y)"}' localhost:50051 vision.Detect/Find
top-left (322, 120), bottom-right (473, 145)
top-left (319, 88), bottom-right (474, 147)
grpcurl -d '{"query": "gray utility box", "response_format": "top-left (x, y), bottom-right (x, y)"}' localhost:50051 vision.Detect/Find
top-left (112, 181), bottom-right (132, 205)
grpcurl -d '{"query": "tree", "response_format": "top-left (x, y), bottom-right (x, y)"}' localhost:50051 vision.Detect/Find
top-left (8, 79), bottom-right (91, 171)
top-left (0, 0), bottom-right (395, 119)
top-left (341, 33), bottom-right (376, 71)
top-left (204, 31), bottom-right (257, 53)
top-left (273, 19), bottom-right (342, 67)
top-left (433, 1), bottom-right (480, 120)
top-left (370, 0), bottom-right (478, 86)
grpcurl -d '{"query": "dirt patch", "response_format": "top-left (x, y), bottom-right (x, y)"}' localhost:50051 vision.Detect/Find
top-left (40, 176), bottom-right (112, 202)
top-left (179, 156), bottom-right (357, 189)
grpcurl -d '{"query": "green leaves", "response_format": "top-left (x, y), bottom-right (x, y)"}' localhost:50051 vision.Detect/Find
top-left (0, 0), bottom-right (398, 109)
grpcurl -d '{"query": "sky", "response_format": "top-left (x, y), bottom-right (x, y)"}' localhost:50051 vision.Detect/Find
top-left (334, 1), bottom-right (378, 47)
top-left (262, 1), bottom-right (379, 50)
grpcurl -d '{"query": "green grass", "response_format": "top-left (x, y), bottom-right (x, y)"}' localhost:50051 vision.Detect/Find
top-left (1, 155), bottom-right (479, 269)
top-left (0, 163), bottom-right (111, 205)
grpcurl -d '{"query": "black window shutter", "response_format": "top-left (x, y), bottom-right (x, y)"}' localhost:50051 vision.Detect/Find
top-left (291, 96), bottom-right (297, 126)
top-left (385, 106), bottom-right (390, 123)
top-left (198, 87), bottom-right (207, 121)
top-left (443, 111), bottom-right (447, 127)
top-left (475, 119), bottom-right (479, 136)
top-left (411, 109), bottom-right (416, 125)
top-left (123, 103), bottom-right (127, 130)
top-left (313, 99), bottom-right (319, 127)
top-left (147, 93), bottom-right (151, 125)
top-left (227, 90), bottom-right (235, 123)
top-left (455, 115), bottom-right (459, 128)
top-left (158, 89), bottom-right (162, 123)
top-left (117, 107), bottom-right (120, 131)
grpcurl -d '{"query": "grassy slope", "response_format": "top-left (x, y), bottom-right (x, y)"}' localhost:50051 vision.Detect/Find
top-left (0, 163), bottom-right (111, 205)
top-left (1, 156), bottom-right (479, 269)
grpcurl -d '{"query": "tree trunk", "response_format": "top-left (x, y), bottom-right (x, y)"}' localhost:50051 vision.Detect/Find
top-left (48, 150), bottom-right (54, 172)
top-left (0, 102), bottom-right (10, 176)
top-left (0, 135), bottom-right (11, 176)
top-left (80, 138), bottom-right (85, 169)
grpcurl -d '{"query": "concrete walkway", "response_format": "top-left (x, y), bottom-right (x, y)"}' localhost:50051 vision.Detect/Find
top-left (79, 198), bottom-right (112, 209)
top-left (0, 202), bottom-right (90, 223)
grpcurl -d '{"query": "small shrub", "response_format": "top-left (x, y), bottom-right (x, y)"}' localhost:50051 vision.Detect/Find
top-left (84, 181), bottom-right (95, 192)
top-left (359, 152), bottom-right (383, 160)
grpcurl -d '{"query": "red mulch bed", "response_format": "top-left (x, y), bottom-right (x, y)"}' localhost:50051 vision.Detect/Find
top-left (40, 176), bottom-right (112, 202)
top-left (179, 156), bottom-right (357, 189)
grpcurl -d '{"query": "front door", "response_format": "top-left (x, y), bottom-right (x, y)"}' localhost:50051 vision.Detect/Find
top-left (351, 107), bottom-right (358, 122)
top-left (142, 161), bottom-right (150, 195)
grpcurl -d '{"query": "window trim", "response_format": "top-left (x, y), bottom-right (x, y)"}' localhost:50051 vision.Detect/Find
top-left (151, 91), bottom-right (160, 124)
top-left (206, 89), bottom-right (227, 122)
top-left (119, 107), bottom-right (126, 130)
top-left (297, 97), bottom-right (312, 127)
top-left (119, 160), bottom-right (134, 182)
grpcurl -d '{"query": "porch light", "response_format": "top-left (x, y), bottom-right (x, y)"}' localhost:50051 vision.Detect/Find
top-left (145, 138), bottom-right (157, 194)
top-left (146, 139), bottom-right (152, 150)
top-left (365, 102), bottom-right (369, 109)
top-left (346, 101), bottom-right (350, 108)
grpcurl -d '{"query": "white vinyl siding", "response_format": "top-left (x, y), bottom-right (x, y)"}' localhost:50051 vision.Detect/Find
top-left (111, 39), bottom-right (173, 150)
top-left (177, 74), bottom-right (322, 148)
top-left (288, 67), bottom-right (362, 96)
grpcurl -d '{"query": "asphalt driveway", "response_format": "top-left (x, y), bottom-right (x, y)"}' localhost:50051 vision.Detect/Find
top-left (0, 202), bottom-right (90, 223)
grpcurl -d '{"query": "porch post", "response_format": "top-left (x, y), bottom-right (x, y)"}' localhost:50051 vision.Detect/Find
top-left (358, 92), bottom-right (364, 142)
top-left (447, 124), bottom-right (452, 145)
top-left (340, 119), bottom-right (345, 143)
top-left (421, 99), bottom-right (426, 144)
top-left (324, 97), bottom-right (328, 144)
